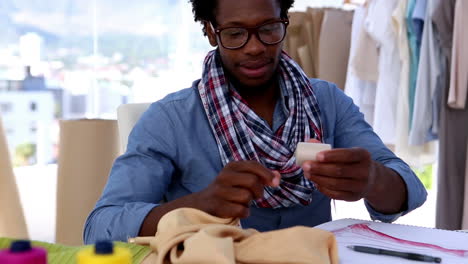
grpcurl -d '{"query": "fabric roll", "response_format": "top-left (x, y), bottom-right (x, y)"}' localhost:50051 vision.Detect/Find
top-left (307, 7), bottom-right (325, 77)
top-left (132, 208), bottom-right (339, 264)
top-left (318, 8), bottom-right (353, 90)
top-left (284, 11), bottom-right (317, 78)
top-left (55, 119), bottom-right (120, 245)
top-left (284, 12), bottom-right (307, 64)
top-left (0, 115), bottom-right (29, 239)
top-left (297, 46), bottom-right (315, 77)
top-left (298, 12), bottom-right (316, 77)
top-left (284, 12), bottom-right (311, 68)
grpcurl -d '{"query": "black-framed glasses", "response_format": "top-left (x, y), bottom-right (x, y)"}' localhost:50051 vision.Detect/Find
top-left (211, 20), bottom-right (289, 50)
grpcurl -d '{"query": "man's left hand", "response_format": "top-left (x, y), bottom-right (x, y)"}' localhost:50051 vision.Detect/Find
top-left (301, 147), bottom-right (378, 202)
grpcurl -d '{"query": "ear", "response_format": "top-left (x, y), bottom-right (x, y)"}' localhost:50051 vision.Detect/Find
top-left (204, 21), bottom-right (218, 47)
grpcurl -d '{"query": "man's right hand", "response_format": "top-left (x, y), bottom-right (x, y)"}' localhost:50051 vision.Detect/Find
top-left (139, 160), bottom-right (280, 236)
top-left (195, 161), bottom-right (280, 219)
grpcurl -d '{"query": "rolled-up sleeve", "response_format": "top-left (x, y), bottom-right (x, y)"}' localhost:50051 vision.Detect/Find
top-left (364, 161), bottom-right (428, 222)
top-left (83, 102), bottom-right (177, 244)
top-left (324, 81), bottom-right (427, 222)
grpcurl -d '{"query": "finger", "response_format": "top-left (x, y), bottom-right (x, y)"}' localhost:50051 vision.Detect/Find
top-left (220, 186), bottom-right (254, 205)
top-left (316, 148), bottom-right (370, 163)
top-left (217, 202), bottom-right (250, 219)
top-left (302, 161), bottom-right (351, 179)
top-left (307, 138), bottom-right (321, 143)
top-left (271, 170), bottom-right (281, 187)
top-left (308, 174), bottom-right (365, 193)
top-left (228, 161), bottom-right (278, 187)
top-left (221, 171), bottom-right (265, 199)
top-left (316, 185), bottom-right (360, 202)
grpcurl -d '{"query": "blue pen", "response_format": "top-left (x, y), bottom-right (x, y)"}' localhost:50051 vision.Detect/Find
top-left (347, 245), bottom-right (442, 263)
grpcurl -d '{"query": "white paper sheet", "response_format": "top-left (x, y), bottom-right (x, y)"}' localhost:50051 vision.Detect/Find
top-left (316, 219), bottom-right (468, 264)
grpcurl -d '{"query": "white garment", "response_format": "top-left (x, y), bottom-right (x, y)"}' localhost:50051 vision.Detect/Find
top-left (409, 0), bottom-right (441, 145)
top-left (350, 13), bottom-right (380, 83)
top-left (448, 0), bottom-right (468, 109)
top-left (392, 0), bottom-right (435, 167)
top-left (344, 5), bottom-right (377, 126)
top-left (365, 0), bottom-right (400, 145)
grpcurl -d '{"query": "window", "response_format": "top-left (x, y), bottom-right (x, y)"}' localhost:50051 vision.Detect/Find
top-left (0, 0), bottom-right (213, 166)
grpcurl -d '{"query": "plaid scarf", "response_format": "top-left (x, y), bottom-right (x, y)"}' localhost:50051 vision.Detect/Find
top-left (198, 50), bottom-right (323, 208)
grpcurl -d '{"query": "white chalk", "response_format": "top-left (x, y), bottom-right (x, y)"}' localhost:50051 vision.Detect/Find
top-left (294, 142), bottom-right (332, 165)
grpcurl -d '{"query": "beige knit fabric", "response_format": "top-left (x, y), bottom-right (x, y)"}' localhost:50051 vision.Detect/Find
top-left (133, 208), bottom-right (339, 264)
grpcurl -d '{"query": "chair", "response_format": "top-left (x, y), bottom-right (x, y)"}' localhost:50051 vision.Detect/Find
top-left (116, 103), bottom-right (151, 153)
top-left (117, 103), bottom-right (167, 204)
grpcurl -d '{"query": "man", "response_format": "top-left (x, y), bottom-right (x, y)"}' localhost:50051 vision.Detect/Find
top-left (84, 0), bottom-right (427, 243)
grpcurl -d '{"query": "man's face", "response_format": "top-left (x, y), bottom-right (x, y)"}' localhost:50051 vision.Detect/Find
top-left (207, 0), bottom-right (284, 88)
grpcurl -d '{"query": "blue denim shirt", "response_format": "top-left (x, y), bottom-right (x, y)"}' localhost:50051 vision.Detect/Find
top-left (83, 79), bottom-right (427, 244)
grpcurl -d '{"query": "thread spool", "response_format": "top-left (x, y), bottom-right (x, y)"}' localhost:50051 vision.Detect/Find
top-left (0, 240), bottom-right (47, 264)
top-left (295, 142), bottom-right (332, 165)
top-left (77, 241), bottom-right (131, 264)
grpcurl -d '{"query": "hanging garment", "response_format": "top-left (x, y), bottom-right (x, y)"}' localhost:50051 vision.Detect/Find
top-left (447, 0), bottom-right (468, 109)
top-left (435, 0), bottom-right (468, 231)
top-left (365, 0), bottom-right (400, 145)
top-left (350, 21), bottom-right (379, 83)
top-left (406, 0), bottom-right (419, 128)
top-left (432, 0), bottom-right (455, 60)
top-left (412, 0), bottom-right (427, 52)
top-left (393, 0), bottom-right (435, 167)
top-left (463, 142), bottom-right (468, 230)
top-left (318, 8), bottom-right (353, 90)
top-left (344, 5), bottom-right (377, 126)
top-left (431, 0), bottom-right (454, 136)
top-left (408, 0), bottom-right (427, 129)
top-left (409, 0), bottom-right (442, 145)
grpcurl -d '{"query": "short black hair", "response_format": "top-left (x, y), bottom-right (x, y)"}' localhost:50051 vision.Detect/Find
top-left (189, 0), bottom-right (295, 35)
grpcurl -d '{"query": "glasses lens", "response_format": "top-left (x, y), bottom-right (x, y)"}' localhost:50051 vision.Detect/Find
top-left (258, 22), bottom-right (286, 44)
top-left (220, 28), bottom-right (248, 49)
